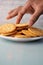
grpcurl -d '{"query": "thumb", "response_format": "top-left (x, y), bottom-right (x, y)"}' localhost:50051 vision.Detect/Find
top-left (29, 9), bottom-right (42, 26)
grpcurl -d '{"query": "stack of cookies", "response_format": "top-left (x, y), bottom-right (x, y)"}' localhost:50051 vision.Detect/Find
top-left (0, 23), bottom-right (43, 38)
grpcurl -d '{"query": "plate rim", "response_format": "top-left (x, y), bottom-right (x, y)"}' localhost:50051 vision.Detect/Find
top-left (0, 35), bottom-right (43, 42)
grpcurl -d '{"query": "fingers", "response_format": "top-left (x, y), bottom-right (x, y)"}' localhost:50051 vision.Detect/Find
top-left (16, 6), bottom-right (27, 24)
top-left (6, 9), bottom-right (18, 19)
top-left (26, 6), bottom-right (34, 14)
top-left (8, 9), bottom-right (15, 14)
top-left (28, 9), bottom-right (42, 26)
top-left (16, 2), bottom-right (31, 24)
top-left (6, 0), bottom-right (35, 24)
top-left (16, 12), bottom-right (24, 24)
top-left (6, 6), bottom-right (23, 19)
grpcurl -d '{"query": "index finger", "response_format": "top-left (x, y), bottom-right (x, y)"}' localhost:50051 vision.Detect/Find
top-left (16, 1), bottom-right (31, 24)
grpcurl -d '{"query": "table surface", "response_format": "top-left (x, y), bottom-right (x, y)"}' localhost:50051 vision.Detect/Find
top-left (0, 0), bottom-right (43, 65)
top-left (0, 38), bottom-right (43, 65)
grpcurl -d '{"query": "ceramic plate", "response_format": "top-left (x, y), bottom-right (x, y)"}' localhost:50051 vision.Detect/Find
top-left (0, 35), bottom-right (43, 42)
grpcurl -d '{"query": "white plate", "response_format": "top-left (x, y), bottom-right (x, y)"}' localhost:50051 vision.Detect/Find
top-left (0, 35), bottom-right (43, 42)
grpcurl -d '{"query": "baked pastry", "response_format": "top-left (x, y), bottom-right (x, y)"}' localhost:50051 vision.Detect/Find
top-left (0, 23), bottom-right (16, 35)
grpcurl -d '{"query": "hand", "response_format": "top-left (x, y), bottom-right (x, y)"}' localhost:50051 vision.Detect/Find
top-left (6, 0), bottom-right (43, 26)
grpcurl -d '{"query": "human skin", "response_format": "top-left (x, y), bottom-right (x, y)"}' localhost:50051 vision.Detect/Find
top-left (6, 0), bottom-right (43, 26)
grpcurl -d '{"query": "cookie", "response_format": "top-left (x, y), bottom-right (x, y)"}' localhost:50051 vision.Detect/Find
top-left (0, 23), bottom-right (16, 35)
top-left (15, 23), bottom-right (29, 27)
top-left (14, 35), bottom-right (29, 38)
top-left (0, 23), bottom-right (43, 38)
top-left (16, 27), bottom-right (28, 31)
top-left (1, 31), bottom-right (17, 36)
top-left (11, 31), bottom-right (24, 37)
top-left (22, 30), bottom-right (37, 37)
top-left (28, 27), bottom-right (43, 36)
top-left (15, 23), bottom-right (29, 31)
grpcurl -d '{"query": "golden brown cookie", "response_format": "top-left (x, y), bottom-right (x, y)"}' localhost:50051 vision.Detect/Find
top-left (15, 23), bottom-right (29, 31)
top-left (14, 35), bottom-right (29, 38)
top-left (28, 27), bottom-right (43, 36)
top-left (22, 30), bottom-right (37, 37)
top-left (11, 31), bottom-right (24, 37)
top-left (15, 24), bottom-right (29, 27)
top-left (0, 23), bottom-right (16, 35)
top-left (0, 23), bottom-right (43, 38)
top-left (1, 31), bottom-right (17, 36)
